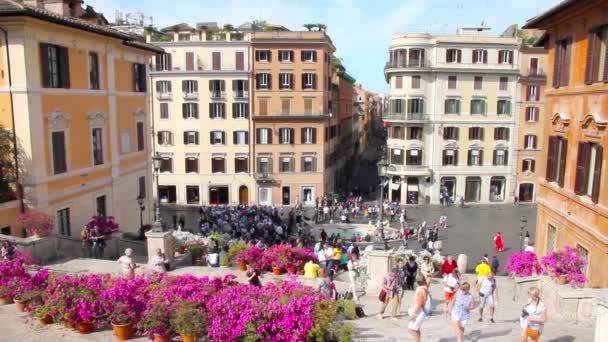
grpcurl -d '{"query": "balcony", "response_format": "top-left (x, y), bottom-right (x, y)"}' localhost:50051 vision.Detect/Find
top-left (210, 91), bottom-right (227, 100)
top-left (157, 92), bottom-right (172, 101)
top-left (183, 92), bottom-right (198, 100)
top-left (254, 172), bottom-right (274, 183)
top-left (233, 90), bottom-right (249, 99)
top-left (382, 113), bottom-right (429, 122)
top-left (206, 32), bottom-right (227, 41)
top-left (521, 68), bottom-right (547, 81)
top-left (385, 60), bottom-right (430, 71)
top-left (387, 164), bottom-right (431, 176)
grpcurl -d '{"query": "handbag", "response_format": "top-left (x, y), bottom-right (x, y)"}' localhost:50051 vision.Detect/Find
top-left (378, 289), bottom-right (387, 302)
top-left (423, 292), bottom-right (432, 316)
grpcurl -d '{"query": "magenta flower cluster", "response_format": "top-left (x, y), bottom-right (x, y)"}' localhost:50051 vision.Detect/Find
top-left (541, 246), bottom-right (587, 285)
top-left (16, 211), bottom-right (54, 236)
top-left (0, 251), bottom-right (42, 299)
top-left (86, 215), bottom-right (120, 235)
top-left (237, 244), bottom-right (318, 271)
top-left (505, 251), bottom-right (543, 277)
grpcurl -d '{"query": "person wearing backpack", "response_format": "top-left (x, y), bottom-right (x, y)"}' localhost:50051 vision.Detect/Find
top-left (475, 271), bottom-right (498, 323)
top-left (408, 274), bottom-right (429, 342)
top-left (449, 282), bottom-right (477, 342)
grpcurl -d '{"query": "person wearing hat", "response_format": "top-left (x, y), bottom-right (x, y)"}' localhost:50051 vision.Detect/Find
top-left (475, 257), bottom-right (492, 281)
top-left (378, 269), bottom-right (401, 320)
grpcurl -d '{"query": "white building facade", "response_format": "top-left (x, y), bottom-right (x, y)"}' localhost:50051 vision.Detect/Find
top-left (384, 29), bottom-right (519, 205)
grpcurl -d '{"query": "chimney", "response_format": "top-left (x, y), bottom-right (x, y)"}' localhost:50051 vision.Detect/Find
top-left (32, 0), bottom-right (83, 17)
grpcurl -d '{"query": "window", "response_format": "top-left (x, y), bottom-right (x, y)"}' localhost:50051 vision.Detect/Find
top-left (553, 37), bottom-right (572, 88)
top-left (576, 244), bottom-right (589, 279)
top-left (183, 131), bottom-right (199, 145)
top-left (279, 128), bottom-right (294, 144)
top-left (489, 176), bottom-right (506, 202)
top-left (120, 130), bottom-right (131, 154)
top-left (442, 150), bottom-right (458, 166)
top-left (95, 195), bottom-right (107, 216)
top-left (182, 103), bottom-right (199, 119)
top-left (444, 98), bottom-right (460, 114)
top-left (447, 76), bottom-right (457, 89)
top-left (209, 80), bottom-right (225, 97)
top-left (157, 131), bottom-right (173, 146)
top-left (209, 103), bottom-right (225, 119)
top-left (186, 185), bottom-right (199, 204)
top-left (470, 99), bottom-right (486, 114)
top-left (530, 57), bottom-right (539, 74)
top-left (280, 157), bottom-right (293, 173)
top-left (159, 157), bottom-right (173, 173)
top-left (547, 224), bottom-right (557, 254)
top-left (210, 131), bottom-right (225, 145)
top-left (469, 127), bottom-right (484, 140)
top-left (136, 122), bottom-right (144, 152)
top-left (256, 73), bottom-right (271, 89)
top-left (57, 208), bottom-right (70, 236)
top-left (411, 75), bottom-right (421, 89)
top-left (391, 125), bottom-right (403, 139)
top-left (279, 50), bottom-right (294, 62)
top-left (88, 51), bottom-right (99, 90)
top-left (524, 135), bottom-right (538, 149)
top-left (465, 177), bottom-right (481, 202)
top-left (473, 76), bottom-right (483, 90)
top-left (258, 157), bottom-right (271, 174)
top-left (304, 98), bottom-right (313, 115)
top-left (301, 50), bottom-right (317, 62)
top-left (407, 98), bottom-right (424, 114)
top-left (40, 43), bottom-right (69, 88)
top-left (395, 76), bottom-right (403, 89)
top-left (302, 156), bottom-right (315, 172)
top-left (160, 103), bottom-right (169, 119)
top-left (499, 77), bottom-right (508, 91)
top-left (523, 159), bottom-right (536, 172)
top-left (155, 53), bottom-right (171, 71)
top-left (133, 63), bottom-right (146, 92)
top-left (301, 127), bottom-right (316, 144)
top-left (574, 142), bottom-right (603, 202)
top-left (390, 148), bottom-right (403, 165)
top-left (232, 103), bottom-right (249, 119)
top-left (211, 157), bottom-right (225, 173)
top-left (185, 157), bottom-right (198, 173)
top-left (257, 128), bottom-right (272, 144)
top-left (91, 127), bottom-right (104, 166)
top-left (390, 99), bottom-right (404, 113)
top-left (138, 176), bottom-right (146, 199)
top-left (497, 100), bottom-right (511, 115)
top-left (406, 149), bottom-right (422, 165)
top-left (233, 131), bottom-right (248, 145)
top-left (255, 50), bottom-right (270, 62)
top-left (446, 49), bottom-right (461, 63)
top-left (158, 185), bottom-right (176, 204)
top-left (546, 136), bottom-right (568, 187)
top-left (443, 127), bottom-right (459, 140)
top-left (498, 50), bottom-right (513, 64)
top-left (467, 149), bottom-right (483, 166)
top-left (212, 52), bottom-right (221, 70)
top-left (51, 131), bottom-right (67, 174)
top-left (281, 98), bottom-right (290, 115)
top-left (493, 149), bottom-right (508, 166)
top-left (472, 49), bottom-right (487, 64)
top-left (178, 33), bottom-right (190, 41)
top-left (156, 81), bottom-right (171, 94)
top-left (235, 51), bottom-right (244, 70)
top-left (585, 26), bottom-right (608, 84)
top-left (182, 80), bottom-right (198, 94)
top-left (494, 127), bottom-right (510, 141)
top-left (408, 48), bottom-right (425, 66)
top-left (525, 107), bottom-right (539, 122)
top-left (330, 125), bottom-right (338, 138)
top-left (408, 127), bottom-right (423, 140)
top-left (279, 73), bottom-right (293, 89)
top-left (235, 157), bottom-right (248, 173)
top-left (302, 73), bottom-right (316, 89)
top-left (526, 85), bottom-right (539, 101)
top-left (233, 79), bottom-right (248, 97)
top-left (258, 99), bottom-right (268, 116)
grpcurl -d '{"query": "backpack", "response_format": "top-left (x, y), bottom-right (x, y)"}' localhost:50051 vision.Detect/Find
top-left (423, 291), bottom-right (433, 316)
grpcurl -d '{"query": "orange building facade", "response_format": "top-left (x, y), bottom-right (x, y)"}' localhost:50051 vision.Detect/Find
top-left (524, 0), bottom-right (608, 287)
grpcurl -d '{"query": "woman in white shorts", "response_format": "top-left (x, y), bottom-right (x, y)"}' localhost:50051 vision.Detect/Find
top-left (449, 282), bottom-right (477, 342)
top-left (407, 274), bottom-right (428, 342)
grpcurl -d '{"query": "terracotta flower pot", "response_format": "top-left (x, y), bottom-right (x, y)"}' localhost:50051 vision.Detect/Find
top-left (76, 321), bottom-right (94, 334)
top-left (65, 320), bottom-right (76, 329)
top-left (111, 321), bottom-right (134, 341)
top-left (0, 297), bottom-right (13, 305)
top-left (180, 334), bottom-right (198, 342)
top-left (34, 228), bottom-right (49, 238)
top-left (287, 266), bottom-right (297, 274)
top-left (555, 274), bottom-right (568, 285)
top-left (153, 334), bottom-right (172, 342)
top-left (272, 266), bottom-right (284, 275)
top-left (39, 315), bottom-right (54, 325)
top-left (14, 299), bottom-right (28, 312)
top-left (238, 262), bottom-right (247, 271)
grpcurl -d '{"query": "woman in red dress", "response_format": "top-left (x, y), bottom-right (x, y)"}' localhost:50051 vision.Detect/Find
top-left (494, 232), bottom-right (504, 252)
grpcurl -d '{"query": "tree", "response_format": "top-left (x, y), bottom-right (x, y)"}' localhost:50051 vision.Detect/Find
top-left (223, 24), bottom-right (235, 32)
top-left (316, 23), bottom-right (327, 32)
top-left (303, 23), bottom-right (315, 31)
top-left (0, 125), bottom-right (17, 202)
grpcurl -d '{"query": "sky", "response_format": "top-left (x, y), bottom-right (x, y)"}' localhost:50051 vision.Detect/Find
top-left (87, 0), bottom-right (558, 93)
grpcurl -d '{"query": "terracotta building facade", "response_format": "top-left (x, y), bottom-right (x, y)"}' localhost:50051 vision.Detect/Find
top-left (524, 0), bottom-right (608, 287)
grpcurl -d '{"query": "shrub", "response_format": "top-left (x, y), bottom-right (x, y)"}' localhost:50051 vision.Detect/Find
top-left (541, 246), bottom-right (587, 286)
top-left (505, 251), bottom-right (542, 277)
top-left (170, 300), bottom-right (208, 337)
top-left (16, 211), bottom-right (54, 236)
top-left (86, 216), bottom-right (120, 235)
top-left (227, 242), bottom-right (248, 264)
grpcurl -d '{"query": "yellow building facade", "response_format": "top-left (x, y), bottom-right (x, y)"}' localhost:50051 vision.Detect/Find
top-left (0, 1), bottom-right (160, 237)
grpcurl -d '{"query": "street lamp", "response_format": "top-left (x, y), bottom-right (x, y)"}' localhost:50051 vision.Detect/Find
top-left (376, 157), bottom-right (389, 249)
top-left (151, 152), bottom-right (164, 232)
top-left (137, 196), bottom-right (145, 230)
top-left (519, 215), bottom-right (527, 251)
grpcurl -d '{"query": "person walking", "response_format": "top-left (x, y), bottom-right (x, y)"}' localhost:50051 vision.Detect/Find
top-left (520, 287), bottom-right (547, 342)
top-left (407, 274), bottom-right (429, 342)
top-left (442, 255), bottom-right (458, 276)
top-left (449, 282), bottom-right (477, 342)
top-left (152, 248), bottom-right (168, 273)
top-left (394, 258), bottom-right (408, 308)
top-left (494, 231), bottom-right (505, 252)
top-left (316, 268), bottom-right (332, 299)
top-left (80, 225), bottom-right (92, 258)
top-left (491, 255), bottom-right (500, 274)
top-left (378, 270), bottom-right (401, 320)
top-left (420, 255), bottom-right (435, 286)
top-left (475, 257), bottom-right (492, 281)
top-left (443, 269), bottom-right (460, 315)
top-left (405, 255), bottom-right (418, 290)
top-left (91, 226), bottom-right (105, 259)
top-left (475, 271), bottom-right (498, 323)
top-left (117, 248), bottom-right (137, 278)
top-left (347, 258), bottom-right (358, 301)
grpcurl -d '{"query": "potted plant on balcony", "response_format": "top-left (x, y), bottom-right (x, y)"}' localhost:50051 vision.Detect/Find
top-left (236, 245), bottom-right (264, 271)
top-left (541, 246), bottom-right (587, 286)
top-left (33, 302), bottom-right (55, 325)
top-left (13, 268), bottom-right (50, 312)
top-left (137, 296), bottom-right (174, 342)
top-left (228, 242), bottom-right (248, 270)
top-left (170, 300), bottom-right (208, 342)
top-left (16, 211), bottom-right (54, 237)
top-left (187, 242), bottom-right (205, 265)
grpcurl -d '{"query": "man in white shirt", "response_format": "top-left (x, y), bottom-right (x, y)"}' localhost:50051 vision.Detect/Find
top-left (475, 272), bottom-right (498, 323)
top-left (324, 243), bottom-right (335, 271)
top-left (317, 247), bottom-right (327, 269)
